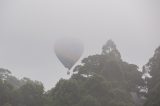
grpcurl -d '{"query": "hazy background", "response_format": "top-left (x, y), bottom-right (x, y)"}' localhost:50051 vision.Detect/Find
top-left (0, 0), bottom-right (160, 89)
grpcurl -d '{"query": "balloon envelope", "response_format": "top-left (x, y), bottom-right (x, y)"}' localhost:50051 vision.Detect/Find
top-left (54, 38), bottom-right (84, 70)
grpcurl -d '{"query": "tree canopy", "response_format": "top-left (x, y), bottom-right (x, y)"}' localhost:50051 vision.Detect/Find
top-left (0, 40), bottom-right (159, 106)
top-left (143, 46), bottom-right (160, 106)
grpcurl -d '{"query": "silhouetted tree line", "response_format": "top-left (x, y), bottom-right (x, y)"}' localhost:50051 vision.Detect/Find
top-left (0, 40), bottom-right (160, 106)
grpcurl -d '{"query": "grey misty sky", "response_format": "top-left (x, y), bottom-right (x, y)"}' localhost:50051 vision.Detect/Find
top-left (0, 0), bottom-right (160, 89)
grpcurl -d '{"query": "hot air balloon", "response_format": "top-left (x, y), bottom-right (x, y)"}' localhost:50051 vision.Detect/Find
top-left (54, 37), bottom-right (84, 75)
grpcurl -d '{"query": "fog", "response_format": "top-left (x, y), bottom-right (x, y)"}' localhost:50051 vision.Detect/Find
top-left (0, 0), bottom-right (160, 89)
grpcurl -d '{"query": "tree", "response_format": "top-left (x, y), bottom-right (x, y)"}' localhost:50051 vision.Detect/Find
top-left (0, 68), bottom-right (47, 106)
top-left (15, 80), bottom-right (45, 106)
top-left (74, 40), bottom-right (143, 92)
top-left (0, 40), bottom-right (147, 106)
top-left (75, 95), bottom-right (100, 106)
top-left (0, 68), bottom-right (11, 81)
top-left (143, 46), bottom-right (160, 106)
top-left (0, 79), bottom-right (13, 106)
top-left (50, 79), bottom-right (82, 106)
top-left (51, 40), bottom-right (143, 106)
top-left (102, 39), bottom-right (121, 59)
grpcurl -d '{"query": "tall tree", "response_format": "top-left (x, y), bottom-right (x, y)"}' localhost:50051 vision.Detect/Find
top-left (74, 40), bottom-right (143, 92)
top-left (0, 68), bottom-right (11, 81)
top-left (143, 46), bottom-right (160, 106)
top-left (14, 80), bottom-right (45, 106)
top-left (0, 79), bottom-right (13, 106)
top-left (51, 40), bottom-right (144, 106)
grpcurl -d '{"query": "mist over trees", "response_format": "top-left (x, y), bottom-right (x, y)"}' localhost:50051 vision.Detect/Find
top-left (0, 40), bottom-right (159, 106)
top-left (143, 46), bottom-right (160, 106)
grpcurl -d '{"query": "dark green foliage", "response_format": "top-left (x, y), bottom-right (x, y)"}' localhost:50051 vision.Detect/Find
top-left (50, 79), bottom-right (82, 106)
top-left (143, 46), bottom-right (160, 106)
top-left (0, 68), bottom-right (11, 80)
top-left (102, 40), bottom-right (121, 59)
top-left (2, 40), bottom-right (158, 106)
top-left (75, 95), bottom-right (100, 106)
top-left (0, 80), bottom-right (14, 106)
top-left (0, 69), bottom-right (45, 106)
top-left (15, 81), bottom-right (45, 106)
top-left (49, 40), bottom-right (142, 106)
top-left (74, 40), bottom-right (143, 92)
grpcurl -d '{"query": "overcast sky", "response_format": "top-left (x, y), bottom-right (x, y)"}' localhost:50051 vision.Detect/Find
top-left (0, 0), bottom-right (160, 90)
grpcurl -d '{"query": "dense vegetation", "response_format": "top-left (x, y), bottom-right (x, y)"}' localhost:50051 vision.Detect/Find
top-left (0, 40), bottom-right (159, 106)
top-left (143, 46), bottom-right (160, 106)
